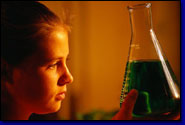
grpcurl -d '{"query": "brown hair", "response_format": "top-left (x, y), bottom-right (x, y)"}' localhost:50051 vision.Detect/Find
top-left (1, 1), bottom-right (69, 66)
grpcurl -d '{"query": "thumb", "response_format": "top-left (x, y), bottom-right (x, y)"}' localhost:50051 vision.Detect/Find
top-left (112, 89), bottom-right (138, 120)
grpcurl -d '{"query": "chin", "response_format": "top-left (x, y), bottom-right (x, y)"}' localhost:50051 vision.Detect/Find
top-left (35, 102), bottom-right (62, 114)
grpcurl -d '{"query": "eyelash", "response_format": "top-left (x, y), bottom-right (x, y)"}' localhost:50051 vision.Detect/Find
top-left (48, 63), bottom-right (58, 69)
top-left (48, 61), bottom-right (62, 69)
top-left (48, 57), bottom-right (70, 70)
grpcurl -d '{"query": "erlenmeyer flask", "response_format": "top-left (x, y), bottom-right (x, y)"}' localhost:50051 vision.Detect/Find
top-left (120, 3), bottom-right (180, 117)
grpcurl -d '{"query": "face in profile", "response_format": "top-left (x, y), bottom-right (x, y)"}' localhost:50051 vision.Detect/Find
top-left (6, 29), bottom-right (73, 114)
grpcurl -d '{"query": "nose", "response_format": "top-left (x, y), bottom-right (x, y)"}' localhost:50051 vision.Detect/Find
top-left (58, 66), bottom-right (73, 86)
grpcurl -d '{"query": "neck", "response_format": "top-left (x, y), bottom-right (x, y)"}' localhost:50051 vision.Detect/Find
top-left (129, 4), bottom-right (153, 40)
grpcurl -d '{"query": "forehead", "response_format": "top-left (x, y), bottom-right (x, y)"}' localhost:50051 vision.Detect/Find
top-left (40, 30), bottom-right (69, 57)
top-left (16, 29), bottom-right (69, 69)
top-left (33, 29), bottom-right (69, 64)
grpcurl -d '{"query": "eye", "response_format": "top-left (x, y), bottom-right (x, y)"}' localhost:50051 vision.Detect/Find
top-left (48, 61), bottom-right (60, 70)
top-left (48, 63), bottom-right (57, 70)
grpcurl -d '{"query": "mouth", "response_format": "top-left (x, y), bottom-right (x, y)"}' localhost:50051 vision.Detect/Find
top-left (56, 92), bottom-right (66, 101)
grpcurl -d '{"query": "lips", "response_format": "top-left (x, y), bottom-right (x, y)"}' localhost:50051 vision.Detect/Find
top-left (56, 92), bottom-right (66, 101)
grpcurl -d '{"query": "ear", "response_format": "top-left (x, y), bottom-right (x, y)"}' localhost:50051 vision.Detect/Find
top-left (1, 59), bottom-right (14, 84)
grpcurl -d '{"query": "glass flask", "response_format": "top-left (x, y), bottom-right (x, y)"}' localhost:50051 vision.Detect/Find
top-left (120, 3), bottom-right (180, 118)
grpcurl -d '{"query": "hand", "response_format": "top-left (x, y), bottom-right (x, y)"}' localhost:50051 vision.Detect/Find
top-left (112, 89), bottom-right (138, 120)
top-left (112, 89), bottom-right (180, 120)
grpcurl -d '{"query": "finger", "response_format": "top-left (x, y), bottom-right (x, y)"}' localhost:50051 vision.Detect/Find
top-left (112, 89), bottom-right (138, 120)
top-left (120, 89), bottom-right (138, 115)
top-left (158, 111), bottom-right (180, 120)
top-left (173, 113), bottom-right (180, 120)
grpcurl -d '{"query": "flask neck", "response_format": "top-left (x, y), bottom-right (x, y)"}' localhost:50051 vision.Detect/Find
top-left (128, 3), bottom-right (153, 39)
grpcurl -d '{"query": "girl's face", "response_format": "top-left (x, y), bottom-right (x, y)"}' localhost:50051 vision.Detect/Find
top-left (7, 29), bottom-right (73, 114)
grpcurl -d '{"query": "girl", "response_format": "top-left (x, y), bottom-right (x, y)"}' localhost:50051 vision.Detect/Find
top-left (1, 1), bottom-right (178, 120)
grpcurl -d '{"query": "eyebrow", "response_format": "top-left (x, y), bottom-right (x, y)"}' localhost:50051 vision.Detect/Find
top-left (47, 57), bottom-right (63, 62)
top-left (46, 54), bottom-right (69, 63)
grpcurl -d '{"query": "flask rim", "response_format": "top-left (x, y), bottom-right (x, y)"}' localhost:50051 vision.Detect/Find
top-left (127, 3), bottom-right (151, 10)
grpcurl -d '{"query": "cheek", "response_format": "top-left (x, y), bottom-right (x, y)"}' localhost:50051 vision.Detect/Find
top-left (36, 70), bottom-right (59, 100)
top-left (26, 70), bottom-right (58, 100)
top-left (12, 68), bottom-right (59, 112)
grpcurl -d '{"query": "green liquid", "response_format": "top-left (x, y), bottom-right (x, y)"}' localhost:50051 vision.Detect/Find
top-left (120, 60), bottom-right (180, 117)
